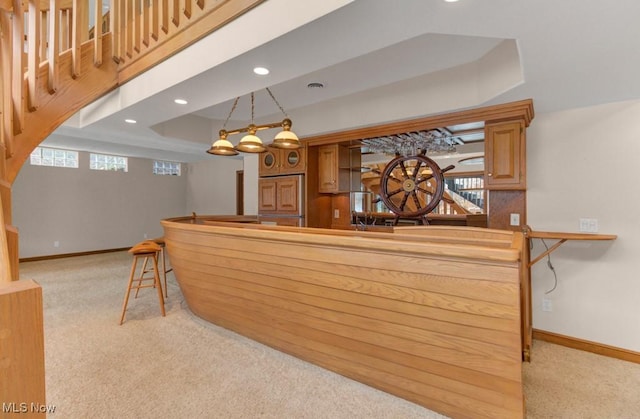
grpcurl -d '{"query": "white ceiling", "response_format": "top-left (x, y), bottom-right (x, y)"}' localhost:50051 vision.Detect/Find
top-left (43, 0), bottom-right (640, 165)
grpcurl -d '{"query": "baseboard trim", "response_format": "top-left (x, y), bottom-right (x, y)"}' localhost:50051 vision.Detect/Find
top-left (19, 247), bottom-right (130, 263)
top-left (533, 329), bottom-right (640, 364)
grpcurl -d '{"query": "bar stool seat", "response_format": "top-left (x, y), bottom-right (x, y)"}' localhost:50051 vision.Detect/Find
top-left (119, 240), bottom-right (166, 325)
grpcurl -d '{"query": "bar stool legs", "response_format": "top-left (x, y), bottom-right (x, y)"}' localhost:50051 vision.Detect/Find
top-left (119, 241), bottom-right (166, 325)
top-left (152, 237), bottom-right (172, 299)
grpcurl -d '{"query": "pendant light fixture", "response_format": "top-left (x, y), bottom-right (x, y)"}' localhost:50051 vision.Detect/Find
top-left (235, 93), bottom-right (266, 153)
top-left (206, 88), bottom-right (300, 156)
top-left (207, 97), bottom-right (240, 156)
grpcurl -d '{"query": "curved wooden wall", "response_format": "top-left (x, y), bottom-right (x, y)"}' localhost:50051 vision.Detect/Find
top-left (162, 218), bottom-right (525, 419)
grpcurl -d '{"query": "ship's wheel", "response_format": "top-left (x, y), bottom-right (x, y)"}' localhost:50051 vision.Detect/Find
top-left (379, 150), bottom-right (455, 225)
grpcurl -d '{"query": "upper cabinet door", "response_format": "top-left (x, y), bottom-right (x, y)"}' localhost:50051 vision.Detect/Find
top-left (279, 148), bottom-right (306, 175)
top-left (318, 144), bottom-right (353, 193)
top-left (485, 121), bottom-right (526, 190)
top-left (259, 146), bottom-right (306, 176)
top-left (318, 144), bottom-right (340, 193)
top-left (259, 149), bottom-right (280, 176)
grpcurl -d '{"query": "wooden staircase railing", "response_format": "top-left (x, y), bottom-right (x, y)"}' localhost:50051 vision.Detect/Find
top-left (0, 0), bottom-right (266, 276)
top-left (0, 1), bottom-right (265, 414)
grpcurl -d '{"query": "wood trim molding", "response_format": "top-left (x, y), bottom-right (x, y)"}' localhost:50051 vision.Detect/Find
top-left (302, 99), bottom-right (534, 146)
top-left (533, 329), bottom-right (640, 364)
top-left (19, 247), bottom-right (130, 263)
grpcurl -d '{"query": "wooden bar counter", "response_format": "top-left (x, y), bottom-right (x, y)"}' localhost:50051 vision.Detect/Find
top-left (161, 215), bottom-right (526, 419)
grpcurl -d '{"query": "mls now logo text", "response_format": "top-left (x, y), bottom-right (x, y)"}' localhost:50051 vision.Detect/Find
top-left (2, 402), bottom-right (56, 414)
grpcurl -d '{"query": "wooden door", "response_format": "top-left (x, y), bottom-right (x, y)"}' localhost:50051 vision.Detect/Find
top-left (259, 149), bottom-right (280, 176)
top-left (485, 121), bottom-right (525, 190)
top-left (277, 176), bottom-right (300, 214)
top-left (318, 144), bottom-right (339, 193)
top-left (279, 147), bottom-right (306, 175)
top-left (258, 178), bottom-right (278, 212)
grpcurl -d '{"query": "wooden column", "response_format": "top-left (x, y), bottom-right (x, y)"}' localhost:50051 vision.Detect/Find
top-left (0, 280), bottom-right (46, 417)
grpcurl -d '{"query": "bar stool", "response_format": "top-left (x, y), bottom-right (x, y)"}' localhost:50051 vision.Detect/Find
top-left (119, 240), bottom-right (166, 325)
top-left (151, 237), bottom-right (172, 298)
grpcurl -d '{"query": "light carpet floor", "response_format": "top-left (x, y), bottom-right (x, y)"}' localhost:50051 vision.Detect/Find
top-left (19, 251), bottom-right (640, 418)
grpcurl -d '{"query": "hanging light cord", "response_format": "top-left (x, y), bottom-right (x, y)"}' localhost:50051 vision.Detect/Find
top-left (538, 238), bottom-right (558, 294)
top-left (222, 97), bottom-right (240, 130)
top-left (266, 87), bottom-right (289, 118)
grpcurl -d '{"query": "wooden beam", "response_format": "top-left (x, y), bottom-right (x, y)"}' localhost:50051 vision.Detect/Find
top-left (151, 0), bottom-right (159, 41)
top-left (47, 0), bottom-right (59, 92)
top-left (304, 99), bottom-right (536, 146)
top-left (93, 0), bottom-right (103, 66)
top-left (161, 0), bottom-right (168, 34)
top-left (125, 0), bottom-right (132, 58)
top-left (11, 0), bottom-right (23, 134)
top-left (71, 0), bottom-right (86, 78)
top-left (142, 0), bottom-right (150, 46)
top-left (134, 0), bottom-right (141, 53)
top-left (27, 0), bottom-right (41, 111)
top-left (0, 10), bottom-right (13, 156)
top-left (172, 0), bottom-right (179, 27)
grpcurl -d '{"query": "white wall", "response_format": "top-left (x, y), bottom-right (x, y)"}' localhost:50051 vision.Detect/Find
top-left (243, 154), bottom-right (259, 215)
top-left (527, 99), bottom-right (640, 351)
top-left (185, 157), bottom-right (243, 215)
top-left (13, 153), bottom-right (187, 258)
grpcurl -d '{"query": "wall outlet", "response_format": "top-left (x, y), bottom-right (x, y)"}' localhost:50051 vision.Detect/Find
top-left (53, 241), bottom-right (60, 248)
top-left (542, 298), bottom-right (553, 312)
top-left (579, 218), bottom-right (598, 233)
top-left (334, 209), bottom-right (340, 219)
top-left (510, 213), bottom-right (520, 226)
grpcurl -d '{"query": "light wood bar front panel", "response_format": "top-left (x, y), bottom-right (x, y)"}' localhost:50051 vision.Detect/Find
top-left (161, 219), bottom-right (525, 419)
top-left (0, 280), bottom-right (46, 417)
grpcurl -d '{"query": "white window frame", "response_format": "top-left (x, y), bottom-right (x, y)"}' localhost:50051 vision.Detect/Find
top-left (89, 153), bottom-right (128, 172)
top-left (153, 160), bottom-right (181, 176)
top-left (30, 147), bottom-right (79, 168)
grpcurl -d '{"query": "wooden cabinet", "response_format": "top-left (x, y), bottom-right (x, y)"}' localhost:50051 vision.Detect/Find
top-left (485, 121), bottom-right (526, 190)
top-left (259, 146), bottom-right (306, 177)
top-left (318, 144), bottom-right (353, 193)
top-left (258, 176), bottom-right (302, 215)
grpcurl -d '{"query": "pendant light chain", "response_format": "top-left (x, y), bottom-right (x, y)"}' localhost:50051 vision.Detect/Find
top-left (266, 87), bottom-right (289, 118)
top-left (222, 97), bottom-right (240, 130)
top-left (250, 92), bottom-right (255, 124)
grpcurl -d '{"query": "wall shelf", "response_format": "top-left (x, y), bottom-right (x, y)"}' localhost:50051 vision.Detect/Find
top-left (525, 230), bottom-right (617, 267)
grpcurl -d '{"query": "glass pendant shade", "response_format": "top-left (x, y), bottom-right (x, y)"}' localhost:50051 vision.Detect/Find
top-left (207, 131), bottom-right (239, 156)
top-left (271, 118), bottom-right (301, 149)
top-left (235, 125), bottom-right (266, 153)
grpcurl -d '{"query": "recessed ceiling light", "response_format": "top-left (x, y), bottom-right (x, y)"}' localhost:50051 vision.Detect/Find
top-left (253, 67), bottom-right (269, 76)
top-left (125, 119), bottom-right (137, 124)
top-left (444, 0), bottom-right (459, 2)
top-left (174, 99), bottom-right (188, 105)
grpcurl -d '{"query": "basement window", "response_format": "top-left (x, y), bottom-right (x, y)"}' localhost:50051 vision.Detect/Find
top-left (90, 153), bottom-right (128, 172)
top-left (153, 160), bottom-right (181, 176)
top-left (30, 147), bottom-right (79, 168)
